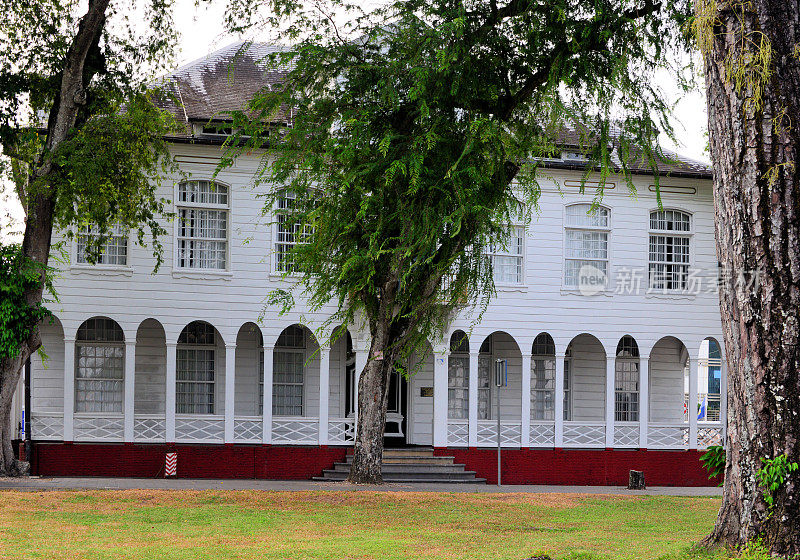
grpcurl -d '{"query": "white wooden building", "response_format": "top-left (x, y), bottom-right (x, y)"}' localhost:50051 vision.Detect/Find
top-left (25, 43), bottom-right (724, 483)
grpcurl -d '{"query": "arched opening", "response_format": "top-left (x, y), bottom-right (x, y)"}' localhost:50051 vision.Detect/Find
top-left (699, 337), bottom-right (723, 423)
top-left (272, 324), bottom-right (319, 418)
top-left (531, 333), bottom-right (556, 421)
top-left (235, 322), bottom-right (263, 418)
top-left (615, 335), bottom-right (640, 422)
top-left (564, 333), bottom-right (606, 423)
top-left (649, 336), bottom-right (689, 424)
top-left (176, 321), bottom-right (224, 415)
top-left (135, 319), bottom-right (166, 416)
top-left (75, 317), bottom-right (125, 413)
top-left (448, 330), bottom-right (470, 420)
top-left (477, 332), bottom-right (522, 439)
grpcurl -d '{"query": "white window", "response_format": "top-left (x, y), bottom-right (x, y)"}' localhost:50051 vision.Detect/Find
top-left (176, 321), bottom-right (216, 414)
top-left (177, 180), bottom-right (229, 270)
top-left (487, 226), bottom-right (524, 284)
top-left (563, 346), bottom-right (572, 421)
top-left (274, 191), bottom-right (312, 273)
top-left (75, 318), bottom-right (125, 413)
top-left (564, 204), bottom-right (610, 288)
top-left (258, 349), bottom-right (265, 416)
top-left (531, 333), bottom-right (556, 421)
top-left (649, 210), bottom-right (691, 290)
top-left (447, 332), bottom-right (470, 420)
top-left (615, 336), bottom-right (640, 422)
top-left (477, 336), bottom-right (492, 419)
top-left (273, 325), bottom-right (305, 416)
top-left (76, 223), bottom-right (128, 266)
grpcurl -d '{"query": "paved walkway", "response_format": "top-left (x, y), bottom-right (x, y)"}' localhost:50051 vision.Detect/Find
top-left (0, 476), bottom-right (722, 496)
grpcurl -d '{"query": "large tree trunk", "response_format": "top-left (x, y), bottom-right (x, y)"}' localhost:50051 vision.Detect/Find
top-left (0, 0), bottom-right (110, 476)
top-left (700, 0), bottom-right (800, 554)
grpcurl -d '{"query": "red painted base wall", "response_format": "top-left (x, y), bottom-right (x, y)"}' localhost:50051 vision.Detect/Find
top-left (434, 447), bottom-right (719, 486)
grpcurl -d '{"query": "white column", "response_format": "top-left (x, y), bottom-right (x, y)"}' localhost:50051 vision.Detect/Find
top-left (354, 349), bottom-right (368, 419)
top-left (639, 356), bottom-right (649, 449)
top-left (224, 343), bottom-right (236, 443)
top-left (554, 354), bottom-right (565, 447)
top-left (63, 337), bottom-right (75, 442)
top-left (432, 350), bottom-right (448, 447)
top-left (605, 355), bottom-right (616, 448)
top-left (165, 342), bottom-right (177, 443)
top-left (318, 346), bottom-right (331, 445)
top-left (720, 357), bottom-right (728, 442)
top-left (689, 356), bottom-right (699, 449)
top-left (123, 341), bottom-right (136, 442)
top-left (520, 353), bottom-right (531, 448)
top-left (262, 345), bottom-right (274, 444)
top-left (468, 351), bottom-right (479, 447)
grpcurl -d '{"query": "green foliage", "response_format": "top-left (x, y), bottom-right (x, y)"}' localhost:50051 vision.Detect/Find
top-left (738, 538), bottom-right (772, 560)
top-left (0, 244), bottom-right (52, 360)
top-left (757, 454), bottom-right (798, 509)
top-left (222, 0), bottom-right (693, 359)
top-left (700, 445), bottom-right (726, 484)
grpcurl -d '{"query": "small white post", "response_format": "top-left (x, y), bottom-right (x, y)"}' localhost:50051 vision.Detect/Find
top-left (123, 341), bottom-right (136, 442)
top-left (224, 343), bottom-right (236, 443)
top-left (318, 345), bottom-right (331, 445)
top-left (554, 354), bottom-right (565, 447)
top-left (689, 357), bottom-right (699, 449)
top-left (468, 351), bottom-right (479, 447)
top-left (520, 353), bottom-right (531, 448)
top-left (262, 345), bottom-right (274, 444)
top-left (165, 342), bottom-right (177, 443)
top-left (433, 350), bottom-right (448, 447)
top-left (639, 356), bottom-right (649, 449)
top-left (605, 355), bottom-right (616, 448)
top-left (63, 337), bottom-right (75, 442)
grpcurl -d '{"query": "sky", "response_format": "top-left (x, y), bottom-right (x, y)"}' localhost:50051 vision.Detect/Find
top-left (0, 0), bottom-right (710, 241)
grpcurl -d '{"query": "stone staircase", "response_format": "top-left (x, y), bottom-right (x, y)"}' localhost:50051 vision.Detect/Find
top-left (314, 447), bottom-right (486, 483)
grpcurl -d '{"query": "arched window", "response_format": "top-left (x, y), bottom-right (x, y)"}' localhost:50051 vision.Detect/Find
top-left (177, 321), bottom-right (216, 414)
top-left (706, 339), bottom-right (722, 421)
top-left (649, 210), bottom-right (691, 290)
top-left (176, 180), bottom-right (229, 270)
top-left (615, 336), bottom-right (640, 422)
top-left (563, 344), bottom-right (572, 421)
top-left (75, 318), bottom-right (125, 413)
top-left (531, 333), bottom-right (556, 420)
top-left (564, 204), bottom-right (610, 288)
top-left (273, 325), bottom-right (306, 416)
top-left (448, 331), bottom-right (470, 419)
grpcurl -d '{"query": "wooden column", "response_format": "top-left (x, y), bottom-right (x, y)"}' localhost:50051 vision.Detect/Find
top-left (165, 342), bottom-right (177, 443)
top-left (432, 350), bottom-right (448, 447)
top-left (63, 337), bottom-right (75, 442)
top-left (554, 354), bottom-right (565, 447)
top-left (520, 353), bottom-right (531, 447)
top-left (123, 341), bottom-right (136, 442)
top-left (689, 357), bottom-right (699, 449)
top-left (468, 351), bottom-right (479, 447)
top-left (318, 345), bottom-right (331, 445)
top-left (262, 345), bottom-right (274, 444)
top-left (639, 356), bottom-right (649, 449)
top-left (224, 343), bottom-right (236, 443)
top-left (605, 355), bottom-right (616, 448)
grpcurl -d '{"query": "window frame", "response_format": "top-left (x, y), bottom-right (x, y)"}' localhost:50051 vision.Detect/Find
top-left (73, 223), bottom-right (130, 269)
top-left (614, 336), bottom-right (640, 422)
top-left (74, 318), bottom-right (125, 414)
top-left (562, 203), bottom-right (612, 291)
top-left (272, 190), bottom-right (315, 275)
top-left (647, 208), bottom-right (693, 293)
top-left (531, 334), bottom-right (556, 421)
top-left (272, 326), bottom-right (307, 417)
top-left (563, 346), bottom-right (572, 421)
top-left (447, 349), bottom-right (470, 420)
top-left (174, 180), bottom-right (231, 272)
top-left (486, 225), bottom-right (526, 286)
top-left (176, 322), bottom-right (217, 415)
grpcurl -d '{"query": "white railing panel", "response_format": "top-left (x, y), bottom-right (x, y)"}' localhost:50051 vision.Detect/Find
top-left (698, 423), bottom-right (724, 448)
top-left (562, 422), bottom-right (606, 448)
top-left (272, 417), bottom-right (318, 445)
top-left (614, 423), bottom-right (639, 448)
top-left (134, 415), bottom-right (166, 442)
top-left (328, 417), bottom-right (355, 444)
top-left (74, 414), bottom-right (124, 442)
top-left (234, 417), bottom-right (263, 443)
top-left (447, 420), bottom-right (469, 446)
top-left (529, 422), bottom-right (555, 447)
top-left (477, 421), bottom-right (522, 447)
top-left (648, 424), bottom-right (689, 449)
top-left (175, 415), bottom-right (225, 443)
top-left (31, 412), bottom-right (63, 441)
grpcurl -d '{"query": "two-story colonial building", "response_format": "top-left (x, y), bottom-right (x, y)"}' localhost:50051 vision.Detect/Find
top-left (24, 42), bottom-right (724, 485)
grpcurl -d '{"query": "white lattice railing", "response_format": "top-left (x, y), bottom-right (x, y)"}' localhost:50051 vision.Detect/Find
top-left (530, 422), bottom-right (556, 447)
top-left (698, 423), bottom-right (724, 448)
top-left (134, 415), bottom-right (166, 442)
top-left (563, 422), bottom-right (606, 448)
top-left (31, 412), bottom-right (63, 441)
top-left (73, 414), bottom-right (124, 442)
top-left (175, 415), bottom-right (224, 443)
top-left (477, 421), bottom-right (522, 446)
top-left (272, 416), bottom-right (319, 444)
top-left (328, 417), bottom-right (355, 444)
top-left (648, 424), bottom-right (688, 449)
top-left (234, 416), bottom-right (263, 443)
top-left (614, 423), bottom-right (640, 448)
top-left (447, 420), bottom-right (469, 446)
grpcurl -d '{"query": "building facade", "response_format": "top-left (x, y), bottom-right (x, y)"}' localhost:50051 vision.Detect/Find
top-left (25, 43), bottom-right (724, 485)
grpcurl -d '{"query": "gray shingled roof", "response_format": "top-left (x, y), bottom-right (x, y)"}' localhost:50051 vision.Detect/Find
top-left (156, 41), bottom-right (712, 178)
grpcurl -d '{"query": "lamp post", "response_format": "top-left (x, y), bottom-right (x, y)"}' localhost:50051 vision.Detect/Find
top-left (494, 359), bottom-right (507, 486)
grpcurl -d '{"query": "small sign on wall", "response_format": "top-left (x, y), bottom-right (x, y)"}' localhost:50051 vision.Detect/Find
top-left (165, 452), bottom-right (177, 477)
top-left (420, 387), bottom-right (434, 397)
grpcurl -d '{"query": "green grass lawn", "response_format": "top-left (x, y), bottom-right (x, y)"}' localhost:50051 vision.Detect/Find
top-left (0, 490), bottom-right (731, 560)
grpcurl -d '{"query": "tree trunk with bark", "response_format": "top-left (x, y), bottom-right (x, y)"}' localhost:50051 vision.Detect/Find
top-left (0, 0), bottom-right (110, 476)
top-left (700, 0), bottom-right (800, 554)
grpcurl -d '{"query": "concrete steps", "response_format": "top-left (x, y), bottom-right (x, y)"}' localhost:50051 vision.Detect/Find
top-left (313, 447), bottom-right (486, 484)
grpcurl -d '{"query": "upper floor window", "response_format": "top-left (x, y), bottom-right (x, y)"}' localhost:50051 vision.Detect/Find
top-left (487, 226), bottom-right (524, 285)
top-left (274, 191), bottom-right (313, 273)
top-left (75, 318), bottom-right (125, 413)
top-left (649, 210), bottom-right (691, 291)
top-left (177, 180), bottom-right (229, 270)
top-left (176, 321), bottom-right (217, 414)
top-left (76, 223), bottom-right (128, 266)
top-left (564, 204), bottom-right (610, 288)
